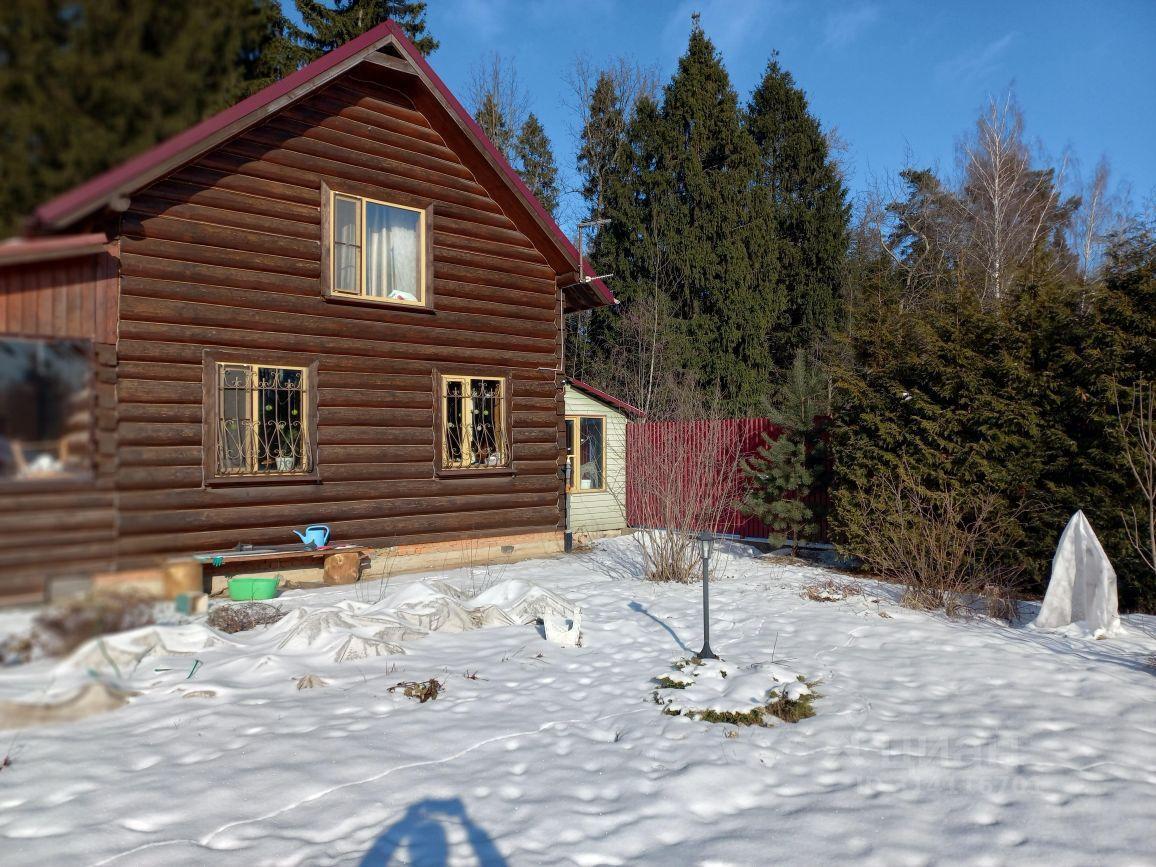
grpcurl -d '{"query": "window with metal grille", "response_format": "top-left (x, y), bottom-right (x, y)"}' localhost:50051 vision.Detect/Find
top-left (215, 363), bottom-right (310, 476)
top-left (440, 375), bottom-right (508, 470)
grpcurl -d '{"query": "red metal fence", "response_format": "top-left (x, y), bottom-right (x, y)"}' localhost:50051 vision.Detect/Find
top-left (625, 418), bottom-right (830, 542)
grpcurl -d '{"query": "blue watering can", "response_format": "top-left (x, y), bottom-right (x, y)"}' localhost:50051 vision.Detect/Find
top-left (293, 524), bottom-right (331, 547)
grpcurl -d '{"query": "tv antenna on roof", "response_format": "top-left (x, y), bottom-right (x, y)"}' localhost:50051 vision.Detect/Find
top-left (576, 218), bottom-right (613, 284)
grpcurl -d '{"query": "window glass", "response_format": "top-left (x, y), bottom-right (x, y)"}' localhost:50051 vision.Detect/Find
top-left (445, 378), bottom-right (465, 464)
top-left (366, 201), bottom-right (421, 302)
top-left (219, 365), bottom-right (251, 472)
top-left (333, 195), bottom-right (360, 293)
top-left (565, 418), bottom-right (575, 489)
top-left (0, 338), bottom-right (92, 480)
top-left (579, 417), bottom-right (604, 490)
top-left (471, 379), bottom-right (502, 466)
top-left (257, 367), bottom-right (305, 473)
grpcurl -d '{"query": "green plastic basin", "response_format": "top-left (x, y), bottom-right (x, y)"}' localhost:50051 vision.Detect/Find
top-left (227, 576), bottom-right (280, 601)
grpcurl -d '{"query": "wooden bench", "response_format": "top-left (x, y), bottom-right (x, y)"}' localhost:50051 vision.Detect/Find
top-left (167, 543), bottom-right (373, 594)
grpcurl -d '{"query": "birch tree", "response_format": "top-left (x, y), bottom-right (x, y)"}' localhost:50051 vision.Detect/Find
top-left (957, 93), bottom-right (1067, 307)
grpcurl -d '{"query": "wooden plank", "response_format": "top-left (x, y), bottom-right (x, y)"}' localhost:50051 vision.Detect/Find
top-left (119, 275), bottom-right (559, 342)
top-left (116, 319), bottom-right (555, 369)
top-left (116, 504), bottom-right (562, 558)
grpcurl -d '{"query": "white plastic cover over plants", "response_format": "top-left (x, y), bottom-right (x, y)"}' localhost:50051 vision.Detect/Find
top-left (0, 579), bottom-right (581, 729)
top-left (1032, 510), bottom-right (1123, 638)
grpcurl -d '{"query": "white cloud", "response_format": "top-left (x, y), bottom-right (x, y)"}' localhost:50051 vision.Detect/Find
top-left (661, 0), bottom-right (792, 59)
top-left (444, 0), bottom-right (511, 41)
top-left (935, 32), bottom-right (1017, 86)
top-left (823, 2), bottom-right (880, 49)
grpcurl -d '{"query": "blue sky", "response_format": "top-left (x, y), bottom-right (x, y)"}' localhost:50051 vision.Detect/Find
top-left (289, 1), bottom-right (1156, 229)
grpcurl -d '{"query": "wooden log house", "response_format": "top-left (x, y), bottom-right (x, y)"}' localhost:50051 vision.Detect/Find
top-left (0, 22), bottom-right (613, 604)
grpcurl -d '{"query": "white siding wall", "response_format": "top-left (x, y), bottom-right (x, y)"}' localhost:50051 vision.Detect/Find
top-left (563, 384), bottom-right (628, 534)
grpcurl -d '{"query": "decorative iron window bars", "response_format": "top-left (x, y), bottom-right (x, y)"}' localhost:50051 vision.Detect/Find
top-left (441, 376), bottom-right (508, 469)
top-left (216, 363), bottom-right (310, 476)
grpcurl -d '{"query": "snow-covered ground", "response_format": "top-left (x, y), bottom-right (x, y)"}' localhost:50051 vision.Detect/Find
top-left (1, 538), bottom-right (1155, 866)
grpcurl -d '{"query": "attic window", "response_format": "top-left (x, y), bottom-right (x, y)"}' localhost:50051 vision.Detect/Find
top-left (323, 184), bottom-right (431, 309)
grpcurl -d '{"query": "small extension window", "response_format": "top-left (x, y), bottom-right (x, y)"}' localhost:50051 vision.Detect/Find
top-left (440, 375), bottom-right (509, 470)
top-left (565, 415), bottom-right (605, 492)
top-left (0, 337), bottom-right (93, 481)
top-left (329, 189), bottom-right (426, 306)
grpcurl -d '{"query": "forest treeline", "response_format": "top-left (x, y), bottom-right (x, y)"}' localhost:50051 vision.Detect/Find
top-left (1, 3), bottom-right (1153, 609)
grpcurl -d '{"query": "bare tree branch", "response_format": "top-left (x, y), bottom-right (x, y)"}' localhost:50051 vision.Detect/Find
top-left (1117, 380), bottom-right (1156, 575)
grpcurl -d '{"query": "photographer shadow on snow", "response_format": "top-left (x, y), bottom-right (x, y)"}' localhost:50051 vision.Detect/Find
top-left (360, 797), bottom-right (507, 866)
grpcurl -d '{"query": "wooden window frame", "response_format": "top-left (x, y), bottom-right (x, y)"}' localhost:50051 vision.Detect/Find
top-left (202, 349), bottom-right (320, 487)
top-left (565, 414), bottom-right (607, 494)
top-left (320, 180), bottom-right (434, 312)
top-left (433, 368), bottom-right (514, 478)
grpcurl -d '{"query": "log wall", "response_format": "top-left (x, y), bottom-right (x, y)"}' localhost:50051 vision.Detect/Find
top-left (114, 66), bottom-right (566, 569)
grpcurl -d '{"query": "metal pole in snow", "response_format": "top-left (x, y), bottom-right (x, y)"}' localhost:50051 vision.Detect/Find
top-left (698, 532), bottom-right (717, 660)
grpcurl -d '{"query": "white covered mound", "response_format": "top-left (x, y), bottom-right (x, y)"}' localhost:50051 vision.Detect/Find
top-left (82, 579), bottom-right (577, 673)
top-left (0, 579), bottom-right (578, 729)
top-left (1032, 510), bottom-right (1123, 639)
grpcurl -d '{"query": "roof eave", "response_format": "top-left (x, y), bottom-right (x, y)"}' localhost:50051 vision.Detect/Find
top-left (0, 233), bottom-right (110, 267)
top-left (32, 26), bottom-right (398, 232)
top-left (566, 378), bottom-right (646, 418)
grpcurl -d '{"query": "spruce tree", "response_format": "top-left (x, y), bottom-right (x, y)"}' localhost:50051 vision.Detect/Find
top-left (0, 0), bottom-right (287, 236)
top-left (473, 93), bottom-right (516, 162)
top-left (288, 0), bottom-right (437, 61)
top-left (831, 162), bottom-right (1156, 610)
top-left (746, 55), bottom-right (850, 364)
top-left (741, 432), bottom-right (815, 554)
top-left (513, 113), bottom-right (559, 217)
top-left (568, 72), bottom-right (628, 382)
top-left (577, 72), bottom-right (627, 219)
top-left (588, 19), bottom-right (784, 413)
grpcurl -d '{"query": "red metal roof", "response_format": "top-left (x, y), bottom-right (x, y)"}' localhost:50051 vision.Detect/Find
top-left (0, 233), bottom-right (109, 267)
top-left (30, 21), bottom-right (613, 308)
top-left (567, 378), bottom-right (646, 418)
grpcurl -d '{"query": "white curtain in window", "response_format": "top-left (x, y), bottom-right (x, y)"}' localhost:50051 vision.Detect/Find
top-left (367, 202), bottom-right (420, 302)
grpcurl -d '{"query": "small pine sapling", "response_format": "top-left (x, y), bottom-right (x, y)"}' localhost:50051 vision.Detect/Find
top-left (741, 431), bottom-right (815, 554)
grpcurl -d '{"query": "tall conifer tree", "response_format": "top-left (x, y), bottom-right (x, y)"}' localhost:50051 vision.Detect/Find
top-left (746, 56), bottom-right (850, 363)
top-left (288, 0), bottom-right (437, 61)
top-left (513, 113), bottom-right (560, 217)
top-left (590, 18), bottom-right (784, 413)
